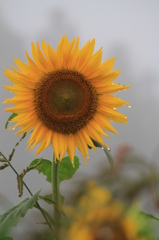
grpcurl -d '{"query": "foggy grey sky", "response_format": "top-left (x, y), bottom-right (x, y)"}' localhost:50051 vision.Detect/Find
top-left (0, 0), bottom-right (159, 214)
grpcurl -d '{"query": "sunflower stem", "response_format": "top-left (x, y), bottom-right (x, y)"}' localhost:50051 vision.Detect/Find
top-left (52, 153), bottom-right (61, 226)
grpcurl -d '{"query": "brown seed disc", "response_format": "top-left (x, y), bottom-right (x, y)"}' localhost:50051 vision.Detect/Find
top-left (34, 69), bottom-right (98, 134)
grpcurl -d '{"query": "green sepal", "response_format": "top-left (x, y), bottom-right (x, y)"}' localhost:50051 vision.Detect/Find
top-left (5, 113), bottom-right (18, 129)
top-left (91, 139), bottom-right (114, 165)
top-left (91, 139), bottom-right (102, 148)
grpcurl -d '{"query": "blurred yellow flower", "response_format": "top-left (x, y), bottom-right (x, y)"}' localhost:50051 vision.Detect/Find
top-left (64, 182), bottom-right (154, 240)
top-left (4, 36), bottom-right (129, 165)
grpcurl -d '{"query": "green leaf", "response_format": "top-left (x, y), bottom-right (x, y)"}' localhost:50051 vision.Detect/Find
top-left (29, 159), bottom-right (52, 182)
top-left (39, 194), bottom-right (65, 207)
top-left (103, 147), bottom-right (114, 166)
top-left (0, 190), bottom-right (40, 236)
top-left (29, 156), bottom-right (80, 184)
top-left (39, 194), bottom-right (66, 219)
top-left (5, 113), bottom-right (18, 129)
top-left (39, 194), bottom-right (54, 205)
top-left (59, 156), bottom-right (80, 184)
top-left (0, 238), bottom-right (14, 240)
top-left (92, 139), bottom-right (114, 166)
top-left (34, 206), bottom-right (54, 225)
top-left (141, 211), bottom-right (159, 221)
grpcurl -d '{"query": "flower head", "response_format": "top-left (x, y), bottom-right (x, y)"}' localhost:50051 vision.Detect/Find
top-left (4, 36), bottom-right (130, 165)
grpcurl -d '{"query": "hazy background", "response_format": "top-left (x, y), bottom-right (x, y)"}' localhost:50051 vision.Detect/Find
top-left (0, 0), bottom-right (159, 238)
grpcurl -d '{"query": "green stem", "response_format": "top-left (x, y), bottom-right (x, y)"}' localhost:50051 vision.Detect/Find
top-left (52, 153), bottom-right (61, 223)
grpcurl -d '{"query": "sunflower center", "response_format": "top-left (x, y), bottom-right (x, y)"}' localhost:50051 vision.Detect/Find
top-left (48, 79), bottom-right (84, 114)
top-left (34, 69), bottom-right (97, 134)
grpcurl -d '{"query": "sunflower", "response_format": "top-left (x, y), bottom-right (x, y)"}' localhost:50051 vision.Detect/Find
top-left (3, 36), bottom-right (130, 165)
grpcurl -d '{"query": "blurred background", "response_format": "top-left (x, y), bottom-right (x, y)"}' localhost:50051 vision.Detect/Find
top-left (0, 0), bottom-right (159, 239)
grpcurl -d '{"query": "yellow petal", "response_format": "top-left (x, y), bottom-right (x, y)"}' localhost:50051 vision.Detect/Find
top-left (51, 132), bottom-right (59, 160)
top-left (36, 42), bottom-right (50, 71)
top-left (98, 95), bottom-right (130, 108)
top-left (31, 42), bottom-right (45, 70)
top-left (41, 40), bottom-right (53, 68)
top-left (14, 58), bottom-right (39, 78)
top-left (97, 105), bottom-right (128, 123)
top-left (69, 37), bottom-right (79, 69)
top-left (66, 135), bottom-right (75, 166)
top-left (97, 84), bottom-right (130, 95)
top-left (75, 133), bottom-right (87, 165)
top-left (48, 44), bottom-right (58, 69)
top-left (58, 133), bottom-right (67, 161)
top-left (94, 113), bottom-right (119, 134)
top-left (35, 130), bottom-right (52, 155)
